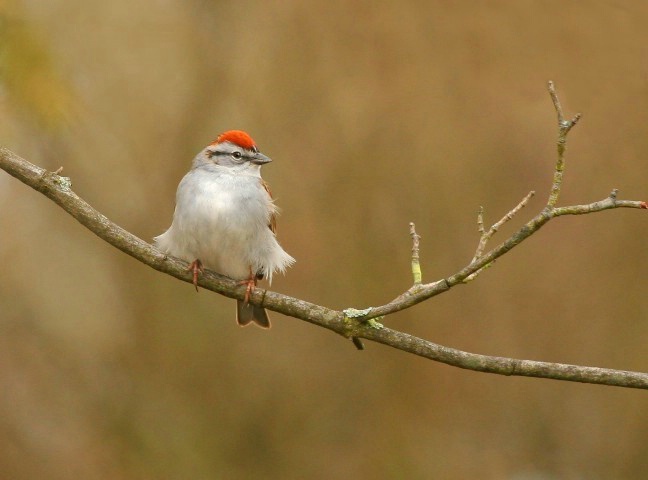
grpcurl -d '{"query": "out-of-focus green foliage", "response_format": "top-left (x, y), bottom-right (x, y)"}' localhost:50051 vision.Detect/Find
top-left (0, 1), bottom-right (73, 129)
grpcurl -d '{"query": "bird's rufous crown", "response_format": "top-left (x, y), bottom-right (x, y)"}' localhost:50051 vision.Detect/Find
top-left (212, 130), bottom-right (257, 150)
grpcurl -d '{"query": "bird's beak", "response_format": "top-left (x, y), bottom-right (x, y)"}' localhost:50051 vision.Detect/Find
top-left (251, 151), bottom-right (272, 165)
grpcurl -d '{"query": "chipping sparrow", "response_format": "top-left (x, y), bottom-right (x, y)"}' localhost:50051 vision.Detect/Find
top-left (154, 130), bottom-right (295, 328)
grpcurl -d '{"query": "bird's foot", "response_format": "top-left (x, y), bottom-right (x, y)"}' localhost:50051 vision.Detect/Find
top-left (187, 259), bottom-right (204, 292)
top-left (238, 268), bottom-right (258, 304)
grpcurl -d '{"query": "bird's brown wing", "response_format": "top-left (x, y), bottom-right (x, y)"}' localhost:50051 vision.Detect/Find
top-left (262, 180), bottom-right (277, 233)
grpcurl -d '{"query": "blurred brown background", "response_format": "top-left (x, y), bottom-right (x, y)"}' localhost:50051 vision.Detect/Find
top-left (1, 1), bottom-right (647, 479)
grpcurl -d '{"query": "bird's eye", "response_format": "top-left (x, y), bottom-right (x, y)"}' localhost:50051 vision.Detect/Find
top-left (232, 151), bottom-right (243, 159)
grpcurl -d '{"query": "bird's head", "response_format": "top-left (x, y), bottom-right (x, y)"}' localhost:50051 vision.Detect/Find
top-left (193, 130), bottom-right (272, 173)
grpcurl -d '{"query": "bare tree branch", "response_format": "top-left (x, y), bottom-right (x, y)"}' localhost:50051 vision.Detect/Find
top-left (1, 82), bottom-right (647, 389)
top-left (465, 190), bottom-right (535, 282)
top-left (547, 80), bottom-right (582, 208)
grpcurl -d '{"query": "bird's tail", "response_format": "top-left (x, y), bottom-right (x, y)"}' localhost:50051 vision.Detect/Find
top-left (236, 300), bottom-right (270, 328)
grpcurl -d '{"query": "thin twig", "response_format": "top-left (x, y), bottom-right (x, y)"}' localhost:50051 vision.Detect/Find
top-left (409, 222), bottom-right (422, 285)
top-left (368, 191), bottom-right (645, 321)
top-left (487, 191), bottom-right (536, 238)
top-left (471, 191), bottom-right (535, 262)
top-left (548, 80), bottom-right (566, 125)
top-left (464, 190), bottom-right (535, 282)
top-left (476, 206), bottom-right (485, 235)
top-left (546, 81), bottom-right (582, 209)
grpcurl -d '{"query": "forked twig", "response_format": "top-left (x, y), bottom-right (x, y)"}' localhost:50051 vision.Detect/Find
top-left (546, 80), bottom-right (582, 209)
top-left (464, 190), bottom-right (535, 282)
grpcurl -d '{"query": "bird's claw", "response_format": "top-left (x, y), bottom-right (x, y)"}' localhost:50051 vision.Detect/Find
top-left (188, 259), bottom-right (204, 292)
top-left (238, 267), bottom-right (258, 304)
top-left (238, 277), bottom-right (257, 304)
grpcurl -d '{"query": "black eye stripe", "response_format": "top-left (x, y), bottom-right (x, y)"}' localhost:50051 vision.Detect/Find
top-left (208, 150), bottom-right (249, 159)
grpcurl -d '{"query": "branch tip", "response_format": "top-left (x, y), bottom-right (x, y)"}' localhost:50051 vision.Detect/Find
top-left (548, 81), bottom-right (580, 134)
top-left (547, 80), bottom-right (565, 124)
top-left (352, 337), bottom-right (365, 350)
top-left (467, 190), bottom-right (535, 276)
top-left (477, 206), bottom-right (485, 234)
top-left (545, 82), bottom-right (579, 209)
top-left (409, 222), bottom-right (422, 285)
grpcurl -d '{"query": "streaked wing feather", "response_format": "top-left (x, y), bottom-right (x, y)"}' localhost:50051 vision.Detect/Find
top-left (262, 180), bottom-right (277, 233)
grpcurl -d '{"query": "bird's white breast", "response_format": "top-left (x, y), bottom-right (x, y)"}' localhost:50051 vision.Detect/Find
top-left (154, 167), bottom-right (293, 282)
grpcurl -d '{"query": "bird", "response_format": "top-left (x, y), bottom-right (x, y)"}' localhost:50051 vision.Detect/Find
top-left (154, 130), bottom-right (295, 328)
